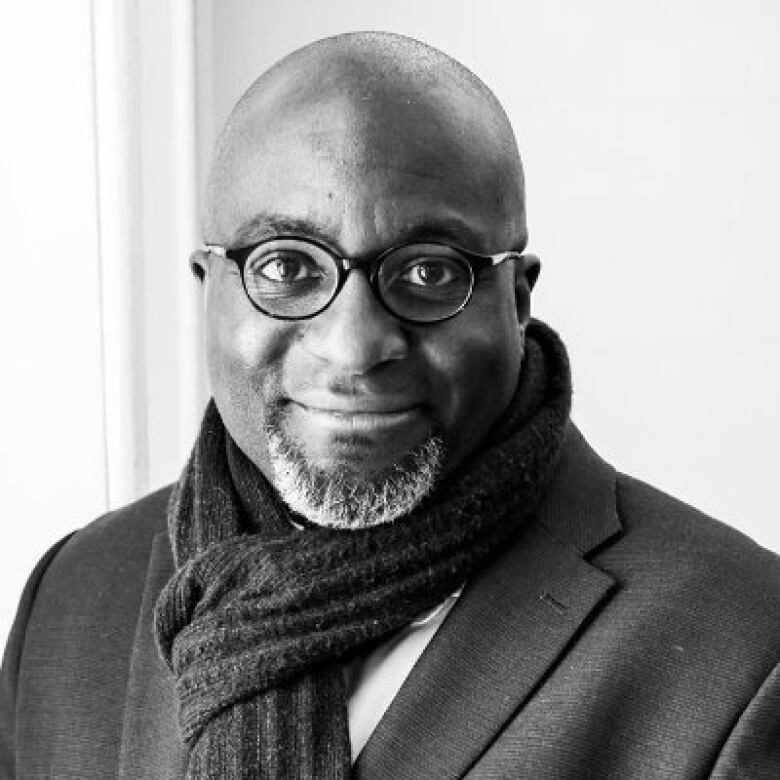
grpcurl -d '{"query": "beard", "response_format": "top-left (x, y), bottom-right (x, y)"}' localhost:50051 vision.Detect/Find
top-left (264, 408), bottom-right (446, 530)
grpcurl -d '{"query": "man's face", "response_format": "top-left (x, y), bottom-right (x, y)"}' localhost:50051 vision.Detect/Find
top-left (200, 91), bottom-right (529, 524)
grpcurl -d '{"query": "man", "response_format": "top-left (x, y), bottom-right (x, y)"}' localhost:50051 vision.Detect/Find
top-left (1, 31), bottom-right (778, 779)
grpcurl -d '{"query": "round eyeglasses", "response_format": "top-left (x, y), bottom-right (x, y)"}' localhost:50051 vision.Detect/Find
top-left (203, 236), bottom-right (524, 324)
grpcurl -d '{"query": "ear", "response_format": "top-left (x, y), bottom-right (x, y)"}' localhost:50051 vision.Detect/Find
top-left (189, 248), bottom-right (211, 282)
top-left (514, 253), bottom-right (541, 322)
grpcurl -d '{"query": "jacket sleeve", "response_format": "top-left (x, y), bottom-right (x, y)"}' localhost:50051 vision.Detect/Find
top-left (709, 660), bottom-right (780, 779)
top-left (0, 534), bottom-right (76, 778)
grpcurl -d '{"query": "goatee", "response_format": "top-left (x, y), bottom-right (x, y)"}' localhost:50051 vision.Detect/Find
top-left (264, 413), bottom-right (446, 530)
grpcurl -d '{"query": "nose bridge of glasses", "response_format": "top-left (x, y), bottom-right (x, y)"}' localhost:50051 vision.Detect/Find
top-left (333, 258), bottom-right (386, 312)
top-left (336, 252), bottom-right (385, 279)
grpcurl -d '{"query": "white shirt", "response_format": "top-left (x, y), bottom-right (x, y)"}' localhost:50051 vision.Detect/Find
top-left (344, 589), bottom-right (462, 761)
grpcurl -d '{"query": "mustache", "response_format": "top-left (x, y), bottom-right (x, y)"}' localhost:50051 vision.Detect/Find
top-left (288, 372), bottom-right (427, 399)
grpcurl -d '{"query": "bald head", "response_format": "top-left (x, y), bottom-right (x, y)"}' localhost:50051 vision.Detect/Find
top-left (204, 32), bottom-right (526, 248)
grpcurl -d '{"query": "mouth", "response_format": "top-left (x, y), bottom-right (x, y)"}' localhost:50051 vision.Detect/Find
top-left (289, 401), bottom-right (426, 434)
top-left (278, 397), bottom-right (437, 472)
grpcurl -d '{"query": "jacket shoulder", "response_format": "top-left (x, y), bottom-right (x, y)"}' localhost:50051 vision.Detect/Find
top-left (611, 472), bottom-right (780, 622)
top-left (63, 483), bottom-right (173, 560)
top-left (33, 484), bottom-right (174, 619)
top-left (26, 483), bottom-right (174, 626)
top-left (616, 473), bottom-right (780, 570)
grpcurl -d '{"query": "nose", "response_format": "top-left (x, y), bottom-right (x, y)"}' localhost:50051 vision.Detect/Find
top-left (300, 270), bottom-right (409, 373)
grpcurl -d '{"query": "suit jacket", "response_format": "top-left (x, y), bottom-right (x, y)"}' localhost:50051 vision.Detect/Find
top-left (2, 424), bottom-right (779, 779)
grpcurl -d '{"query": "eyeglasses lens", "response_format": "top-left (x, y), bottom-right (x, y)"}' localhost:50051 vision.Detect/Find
top-left (243, 239), bottom-right (339, 318)
top-left (378, 245), bottom-right (474, 322)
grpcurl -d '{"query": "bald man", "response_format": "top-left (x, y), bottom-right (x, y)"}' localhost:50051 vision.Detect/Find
top-left (2, 33), bottom-right (779, 780)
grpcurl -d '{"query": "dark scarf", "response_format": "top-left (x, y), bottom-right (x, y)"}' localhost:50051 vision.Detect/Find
top-left (155, 320), bottom-right (572, 778)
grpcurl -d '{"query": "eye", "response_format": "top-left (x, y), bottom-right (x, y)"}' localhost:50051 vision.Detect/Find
top-left (254, 252), bottom-right (323, 283)
top-left (398, 257), bottom-right (465, 286)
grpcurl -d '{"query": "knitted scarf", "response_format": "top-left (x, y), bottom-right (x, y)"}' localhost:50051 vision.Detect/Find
top-left (155, 320), bottom-right (572, 778)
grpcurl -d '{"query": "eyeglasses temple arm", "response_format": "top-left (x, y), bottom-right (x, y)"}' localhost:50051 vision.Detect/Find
top-left (203, 244), bottom-right (227, 258)
top-left (490, 250), bottom-right (524, 266)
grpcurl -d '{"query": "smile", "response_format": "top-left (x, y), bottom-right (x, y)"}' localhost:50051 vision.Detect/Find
top-left (289, 402), bottom-right (427, 434)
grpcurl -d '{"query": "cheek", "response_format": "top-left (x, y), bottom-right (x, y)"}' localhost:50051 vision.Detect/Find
top-left (205, 282), bottom-right (293, 427)
top-left (432, 327), bottom-right (521, 410)
top-left (424, 295), bottom-right (523, 463)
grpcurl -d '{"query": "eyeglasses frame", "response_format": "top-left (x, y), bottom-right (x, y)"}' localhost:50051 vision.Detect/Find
top-left (203, 235), bottom-right (524, 325)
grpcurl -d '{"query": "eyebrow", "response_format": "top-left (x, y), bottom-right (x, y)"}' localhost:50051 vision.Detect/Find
top-left (395, 219), bottom-right (487, 250)
top-left (230, 214), bottom-right (335, 248)
top-left (226, 211), bottom-right (496, 255)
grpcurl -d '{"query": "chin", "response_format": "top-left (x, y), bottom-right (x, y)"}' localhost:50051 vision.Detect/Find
top-left (302, 437), bottom-right (420, 477)
top-left (264, 422), bottom-right (448, 530)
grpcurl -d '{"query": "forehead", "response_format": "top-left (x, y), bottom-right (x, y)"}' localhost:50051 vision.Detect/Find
top-left (209, 91), bottom-right (521, 253)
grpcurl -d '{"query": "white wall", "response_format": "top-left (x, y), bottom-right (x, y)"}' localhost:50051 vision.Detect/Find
top-left (0, 1), bottom-right (107, 646)
top-left (203, 0), bottom-right (780, 548)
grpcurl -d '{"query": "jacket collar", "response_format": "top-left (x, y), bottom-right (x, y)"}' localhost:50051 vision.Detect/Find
top-left (535, 421), bottom-right (622, 556)
top-left (120, 421), bottom-right (621, 778)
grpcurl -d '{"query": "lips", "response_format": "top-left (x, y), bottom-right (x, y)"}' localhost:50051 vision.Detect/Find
top-left (287, 386), bottom-right (426, 414)
top-left (291, 398), bottom-right (421, 414)
top-left (289, 401), bottom-right (425, 433)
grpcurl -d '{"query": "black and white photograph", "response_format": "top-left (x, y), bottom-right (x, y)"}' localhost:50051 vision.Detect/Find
top-left (1, 1), bottom-right (778, 777)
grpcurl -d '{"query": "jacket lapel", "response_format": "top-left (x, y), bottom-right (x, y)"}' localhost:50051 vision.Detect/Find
top-left (118, 531), bottom-right (185, 779)
top-left (354, 423), bottom-right (622, 779)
